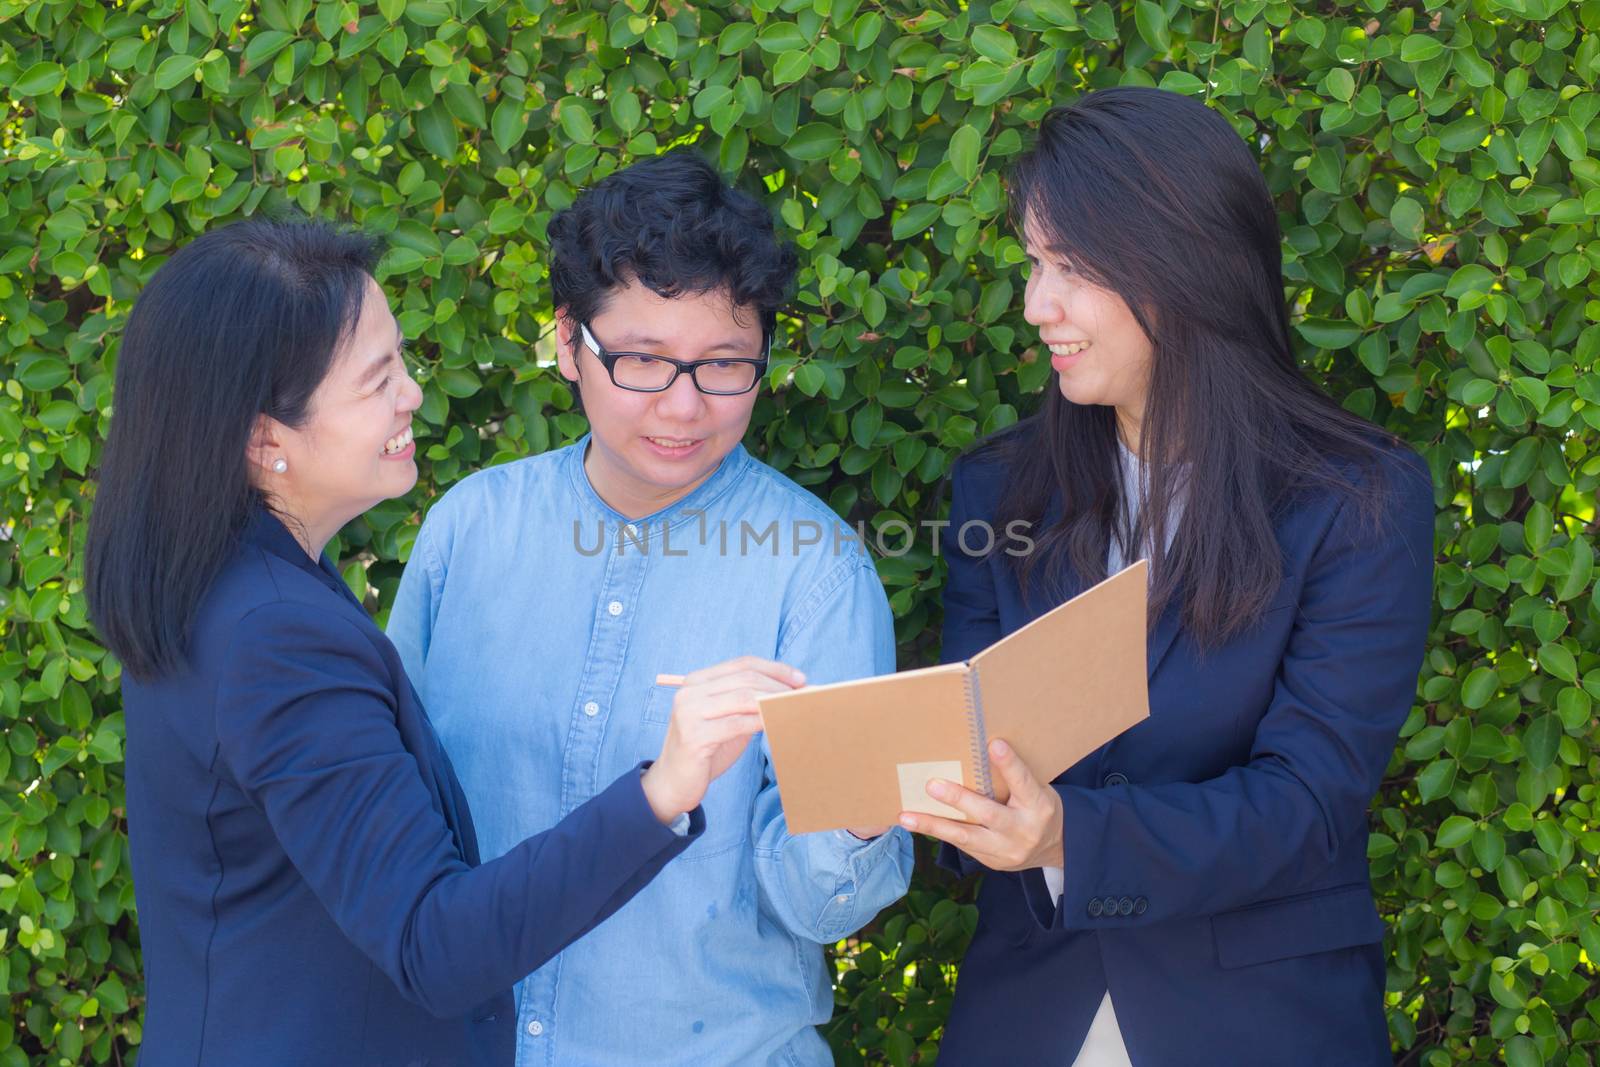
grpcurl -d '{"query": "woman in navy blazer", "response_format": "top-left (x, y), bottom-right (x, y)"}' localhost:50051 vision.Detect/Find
top-left (898, 89), bottom-right (1435, 1064)
top-left (84, 219), bottom-right (779, 1065)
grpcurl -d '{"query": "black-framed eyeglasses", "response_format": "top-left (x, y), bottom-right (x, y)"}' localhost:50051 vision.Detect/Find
top-left (579, 322), bottom-right (769, 396)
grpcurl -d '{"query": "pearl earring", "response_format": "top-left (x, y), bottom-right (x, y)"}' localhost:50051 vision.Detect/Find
top-left (271, 459), bottom-right (288, 473)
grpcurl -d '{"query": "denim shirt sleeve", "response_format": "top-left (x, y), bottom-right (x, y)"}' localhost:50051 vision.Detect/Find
top-left (750, 554), bottom-right (915, 944)
top-left (387, 511), bottom-right (445, 683)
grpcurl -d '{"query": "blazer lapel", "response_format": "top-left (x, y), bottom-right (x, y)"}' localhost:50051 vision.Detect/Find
top-left (1146, 594), bottom-right (1182, 680)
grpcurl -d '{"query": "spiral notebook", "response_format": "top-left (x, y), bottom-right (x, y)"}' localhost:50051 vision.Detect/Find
top-left (757, 560), bottom-right (1151, 833)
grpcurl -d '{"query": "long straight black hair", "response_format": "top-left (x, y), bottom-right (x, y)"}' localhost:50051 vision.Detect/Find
top-left (987, 87), bottom-right (1393, 646)
top-left (85, 218), bottom-right (380, 680)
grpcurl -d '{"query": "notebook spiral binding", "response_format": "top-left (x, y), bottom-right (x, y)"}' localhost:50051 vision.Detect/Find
top-left (963, 665), bottom-right (994, 798)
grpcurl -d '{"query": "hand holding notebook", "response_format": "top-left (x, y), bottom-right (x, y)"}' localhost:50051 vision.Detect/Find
top-left (756, 561), bottom-right (1152, 833)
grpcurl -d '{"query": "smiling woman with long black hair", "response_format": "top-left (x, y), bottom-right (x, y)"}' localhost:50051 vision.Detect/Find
top-left (82, 218), bottom-right (775, 1066)
top-left (898, 88), bottom-right (1436, 1065)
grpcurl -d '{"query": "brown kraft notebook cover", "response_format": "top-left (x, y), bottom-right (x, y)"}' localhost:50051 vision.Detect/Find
top-left (758, 560), bottom-right (1151, 833)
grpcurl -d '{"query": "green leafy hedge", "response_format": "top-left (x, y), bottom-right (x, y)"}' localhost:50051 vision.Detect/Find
top-left (2, 0), bottom-right (1597, 1063)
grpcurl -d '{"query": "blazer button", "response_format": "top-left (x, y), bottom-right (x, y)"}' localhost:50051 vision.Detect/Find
top-left (1134, 897), bottom-right (1148, 915)
top-left (1117, 896), bottom-right (1135, 916)
top-left (1102, 772), bottom-right (1130, 788)
top-left (1101, 895), bottom-right (1120, 917)
top-left (1087, 897), bottom-right (1104, 918)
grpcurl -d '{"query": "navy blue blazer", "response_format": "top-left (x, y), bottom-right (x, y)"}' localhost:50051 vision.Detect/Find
top-left (936, 440), bottom-right (1434, 1065)
top-left (122, 510), bottom-right (697, 1066)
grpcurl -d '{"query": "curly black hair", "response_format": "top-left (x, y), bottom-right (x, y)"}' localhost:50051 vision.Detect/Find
top-left (546, 149), bottom-right (798, 341)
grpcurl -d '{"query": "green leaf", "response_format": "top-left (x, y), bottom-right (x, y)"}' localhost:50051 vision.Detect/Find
top-left (1156, 71), bottom-right (1205, 96)
top-left (1538, 643), bottom-right (1578, 683)
top-left (1504, 1036), bottom-right (1543, 1067)
top-left (1389, 197), bottom-right (1425, 241)
top-left (403, 1), bottom-right (450, 25)
top-left (1445, 264), bottom-right (1495, 300)
top-left (718, 23), bottom-right (757, 54)
top-left (1556, 537), bottom-right (1593, 601)
top-left (1472, 826), bottom-right (1507, 871)
top-left (13, 62), bottom-right (67, 98)
top-left (1502, 437), bottom-right (1541, 487)
top-left (610, 91), bottom-right (642, 134)
top-left (442, 83), bottom-right (486, 129)
top-left (1307, 146), bottom-right (1343, 194)
top-left (926, 161), bottom-right (966, 201)
top-left (1437, 116), bottom-right (1489, 154)
top-left (415, 102), bottom-right (458, 159)
top-left (757, 23), bottom-right (808, 52)
top-left (1083, 2), bottom-right (1118, 40)
top-left (1547, 198), bottom-right (1585, 225)
top-left (851, 403), bottom-right (883, 449)
top-left (1510, 376), bottom-right (1550, 412)
top-left (153, 53), bottom-right (201, 90)
top-left (559, 100), bottom-right (596, 144)
top-left (643, 21), bottom-right (679, 58)
top-left (787, 123), bottom-right (842, 162)
top-left (1453, 49), bottom-right (1495, 87)
top-left (491, 99), bottom-right (528, 155)
top-left (978, 279), bottom-right (1014, 324)
top-left (1295, 318), bottom-right (1362, 350)
top-left (1400, 35), bottom-right (1445, 62)
top-left (243, 30), bottom-right (295, 72)
top-left (892, 202), bottom-right (941, 240)
top-left (1416, 758), bottom-right (1457, 803)
top-left (772, 50), bottom-right (811, 85)
top-left (1435, 815), bottom-right (1475, 848)
top-left (1134, 1), bottom-right (1171, 52)
top-left (1324, 67), bottom-right (1355, 101)
top-left (1523, 713), bottom-right (1562, 769)
top-left (1579, 920), bottom-right (1600, 970)
top-left (18, 356), bottom-right (71, 392)
top-left (849, 13), bottom-right (884, 50)
top-left (948, 125), bottom-right (981, 182)
top-left (1461, 378), bottom-right (1497, 407)
top-left (1460, 667), bottom-right (1499, 709)
top-left (862, 290), bottom-right (886, 328)
top-left (436, 368), bottom-right (481, 398)
top-left (971, 25), bottom-right (1018, 63)
top-left (793, 363), bottom-right (825, 396)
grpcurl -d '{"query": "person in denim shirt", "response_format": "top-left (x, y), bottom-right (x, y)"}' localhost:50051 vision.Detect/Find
top-left (388, 150), bottom-right (914, 1066)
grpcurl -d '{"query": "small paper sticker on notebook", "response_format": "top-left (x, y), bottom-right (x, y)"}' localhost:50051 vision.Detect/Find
top-left (897, 760), bottom-right (969, 821)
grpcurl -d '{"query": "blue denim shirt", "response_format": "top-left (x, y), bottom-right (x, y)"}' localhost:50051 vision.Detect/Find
top-left (388, 437), bottom-right (913, 1066)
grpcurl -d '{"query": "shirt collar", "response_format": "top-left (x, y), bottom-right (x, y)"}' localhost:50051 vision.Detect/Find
top-left (243, 505), bottom-right (361, 605)
top-left (563, 433), bottom-right (751, 533)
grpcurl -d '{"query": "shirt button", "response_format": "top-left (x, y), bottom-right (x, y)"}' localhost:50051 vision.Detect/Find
top-left (526, 1020), bottom-right (543, 1037)
top-left (583, 701), bottom-right (599, 717)
top-left (1102, 771), bottom-right (1130, 788)
top-left (835, 894), bottom-right (850, 904)
top-left (624, 523), bottom-right (639, 537)
top-left (607, 600), bottom-right (623, 616)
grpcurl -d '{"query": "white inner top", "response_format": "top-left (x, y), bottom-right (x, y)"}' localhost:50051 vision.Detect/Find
top-left (1044, 438), bottom-right (1177, 1066)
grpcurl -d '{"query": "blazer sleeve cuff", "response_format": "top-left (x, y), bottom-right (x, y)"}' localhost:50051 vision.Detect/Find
top-left (618, 761), bottom-right (705, 854)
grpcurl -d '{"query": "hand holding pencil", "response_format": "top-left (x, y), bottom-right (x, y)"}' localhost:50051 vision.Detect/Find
top-left (655, 664), bottom-right (891, 840)
top-left (639, 657), bottom-right (805, 826)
